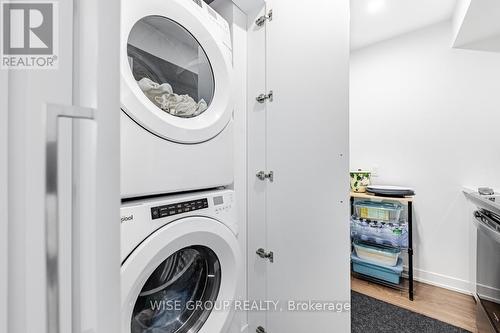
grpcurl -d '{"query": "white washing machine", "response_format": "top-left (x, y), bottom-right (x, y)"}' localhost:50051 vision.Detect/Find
top-left (121, 0), bottom-right (234, 199)
top-left (121, 189), bottom-right (241, 333)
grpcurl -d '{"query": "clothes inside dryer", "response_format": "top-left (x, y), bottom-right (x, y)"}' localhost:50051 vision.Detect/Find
top-left (131, 246), bottom-right (221, 333)
top-left (135, 77), bottom-right (208, 118)
top-left (127, 15), bottom-right (215, 118)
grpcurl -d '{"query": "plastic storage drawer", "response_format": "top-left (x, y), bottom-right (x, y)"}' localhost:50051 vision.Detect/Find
top-left (353, 200), bottom-right (403, 222)
top-left (351, 253), bottom-right (403, 284)
top-left (351, 217), bottom-right (408, 248)
top-left (353, 240), bottom-right (401, 266)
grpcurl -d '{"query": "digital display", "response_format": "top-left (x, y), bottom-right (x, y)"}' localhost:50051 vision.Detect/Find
top-left (151, 198), bottom-right (208, 220)
top-left (213, 196), bottom-right (224, 206)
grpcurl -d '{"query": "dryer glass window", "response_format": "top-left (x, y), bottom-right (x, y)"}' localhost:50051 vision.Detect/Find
top-left (131, 246), bottom-right (221, 333)
top-left (127, 16), bottom-right (215, 118)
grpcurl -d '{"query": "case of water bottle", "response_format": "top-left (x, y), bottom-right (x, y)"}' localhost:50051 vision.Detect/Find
top-left (350, 216), bottom-right (408, 248)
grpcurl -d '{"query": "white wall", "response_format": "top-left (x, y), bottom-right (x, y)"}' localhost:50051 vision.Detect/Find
top-left (350, 21), bottom-right (500, 293)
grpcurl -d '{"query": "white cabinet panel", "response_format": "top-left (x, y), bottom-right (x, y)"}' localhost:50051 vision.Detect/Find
top-left (248, 0), bottom-right (351, 332)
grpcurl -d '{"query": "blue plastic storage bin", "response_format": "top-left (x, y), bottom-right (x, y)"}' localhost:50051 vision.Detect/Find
top-left (351, 252), bottom-right (403, 284)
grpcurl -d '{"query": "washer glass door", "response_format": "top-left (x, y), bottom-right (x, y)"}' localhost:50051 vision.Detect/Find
top-left (131, 246), bottom-right (221, 333)
top-left (127, 15), bottom-right (215, 119)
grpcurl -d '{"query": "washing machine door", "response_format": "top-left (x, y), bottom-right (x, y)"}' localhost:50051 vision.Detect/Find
top-left (121, 0), bottom-right (232, 144)
top-left (122, 217), bottom-right (240, 333)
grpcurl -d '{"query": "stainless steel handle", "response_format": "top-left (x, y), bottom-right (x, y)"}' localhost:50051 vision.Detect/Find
top-left (474, 211), bottom-right (500, 244)
top-left (45, 104), bottom-right (95, 333)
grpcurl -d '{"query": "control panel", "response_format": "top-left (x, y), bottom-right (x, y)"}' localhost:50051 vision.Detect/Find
top-left (151, 198), bottom-right (208, 220)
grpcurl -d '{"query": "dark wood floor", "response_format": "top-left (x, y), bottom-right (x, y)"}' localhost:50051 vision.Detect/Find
top-left (352, 276), bottom-right (477, 332)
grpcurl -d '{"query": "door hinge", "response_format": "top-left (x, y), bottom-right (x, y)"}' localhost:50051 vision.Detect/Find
top-left (256, 90), bottom-right (273, 104)
top-left (256, 326), bottom-right (267, 333)
top-left (256, 170), bottom-right (274, 182)
top-left (256, 248), bottom-right (274, 263)
top-left (256, 9), bottom-right (273, 27)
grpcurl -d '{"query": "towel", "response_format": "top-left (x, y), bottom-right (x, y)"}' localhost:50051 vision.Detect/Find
top-left (137, 77), bottom-right (208, 118)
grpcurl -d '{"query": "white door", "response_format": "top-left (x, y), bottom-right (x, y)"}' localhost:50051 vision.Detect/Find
top-left (248, 1), bottom-right (351, 332)
top-left (2, 0), bottom-right (120, 332)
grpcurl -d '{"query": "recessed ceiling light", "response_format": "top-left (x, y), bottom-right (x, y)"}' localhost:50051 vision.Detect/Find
top-left (366, 0), bottom-right (387, 14)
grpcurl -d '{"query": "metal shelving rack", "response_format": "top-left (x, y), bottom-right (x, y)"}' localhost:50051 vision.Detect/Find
top-left (350, 192), bottom-right (414, 301)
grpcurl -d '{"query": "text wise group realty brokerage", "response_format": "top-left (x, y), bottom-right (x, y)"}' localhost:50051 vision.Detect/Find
top-left (148, 299), bottom-right (352, 313)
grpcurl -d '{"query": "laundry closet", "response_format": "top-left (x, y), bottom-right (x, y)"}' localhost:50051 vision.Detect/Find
top-left (117, 0), bottom-right (351, 331)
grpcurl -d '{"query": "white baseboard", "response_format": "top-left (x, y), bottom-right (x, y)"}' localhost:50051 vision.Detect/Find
top-left (477, 283), bottom-right (500, 303)
top-left (403, 267), bottom-right (473, 295)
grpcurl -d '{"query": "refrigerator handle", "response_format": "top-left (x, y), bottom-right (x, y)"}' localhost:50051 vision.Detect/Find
top-left (44, 104), bottom-right (95, 333)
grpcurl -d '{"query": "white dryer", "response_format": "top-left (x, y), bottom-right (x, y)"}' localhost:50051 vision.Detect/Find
top-left (121, 0), bottom-right (234, 199)
top-left (121, 189), bottom-right (241, 333)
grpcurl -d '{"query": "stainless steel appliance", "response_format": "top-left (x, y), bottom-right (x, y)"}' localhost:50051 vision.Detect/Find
top-left (466, 191), bottom-right (500, 333)
top-left (474, 209), bottom-right (500, 333)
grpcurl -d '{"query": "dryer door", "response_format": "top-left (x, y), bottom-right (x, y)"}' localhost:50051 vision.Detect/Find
top-left (121, 217), bottom-right (240, 333)
top-left (121, 0), bottom-right (232, 144)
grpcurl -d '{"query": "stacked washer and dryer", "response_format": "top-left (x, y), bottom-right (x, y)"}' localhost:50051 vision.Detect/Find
top-left (120, 0), bottom-right (241, 332)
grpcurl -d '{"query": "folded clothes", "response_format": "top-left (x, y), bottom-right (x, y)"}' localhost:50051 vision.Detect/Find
top-left (137, 77), bottom-right (208, 117)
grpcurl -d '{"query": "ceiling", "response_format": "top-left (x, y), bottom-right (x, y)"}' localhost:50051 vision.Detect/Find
top-left (351, 0), bottom-right (458, 50)
top-left (454, 0), bottom-right (500, 48)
